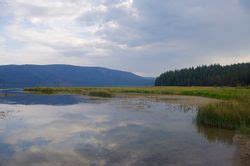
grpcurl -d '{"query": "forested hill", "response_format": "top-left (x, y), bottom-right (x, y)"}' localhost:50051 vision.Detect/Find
top-left (0, 65), bottom-right (154, 88)
top-left (155, 63), bottom-right (250, 86)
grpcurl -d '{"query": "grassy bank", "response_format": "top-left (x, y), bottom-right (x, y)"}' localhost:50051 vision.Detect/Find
top-left (25, 86), bottom-right (249, 100)
top-left (25, 86), bottom-right (250, 133)
top-left (197, 101), bottom-right (250, 129)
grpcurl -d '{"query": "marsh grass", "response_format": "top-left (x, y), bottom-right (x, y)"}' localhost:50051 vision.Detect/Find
top-left (25, 87), bottom-right (87, 95)
top-left (0, 93), bottom-right (11, 97)
top-left (25, 86), bottom-right (250, 100)
top-left (25, 87), bottom-right (113, 97)
top-left (25, 86), bottom-right (250, 133)
top-left (87, 90), bottom-right (113, 98)
top-left (197, 102), bottom-right (249, 128)
top-left (197, 97), bottom-right (250, 133)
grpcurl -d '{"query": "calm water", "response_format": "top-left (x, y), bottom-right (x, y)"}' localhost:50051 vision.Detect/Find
top-left (0, 89), bottom-right (247, 166)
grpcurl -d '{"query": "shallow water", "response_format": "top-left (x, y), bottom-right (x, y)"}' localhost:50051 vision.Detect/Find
top-left (0, 89), bottom-right (248, 166)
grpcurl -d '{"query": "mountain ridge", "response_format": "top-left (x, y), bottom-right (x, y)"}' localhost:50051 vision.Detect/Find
top-left (0, 64), bottom-right (154, 88)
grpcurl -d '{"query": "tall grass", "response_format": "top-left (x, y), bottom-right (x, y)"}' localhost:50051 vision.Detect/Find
top-left (196, 94), bottom-right (250, 133)
top-left (197, 101), bottom-right (250, 129)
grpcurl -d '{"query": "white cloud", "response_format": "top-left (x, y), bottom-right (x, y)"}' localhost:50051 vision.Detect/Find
top-left (0, 0), bottom-right (250, 76)
top-left (0, 35), bottom-right (5, 44)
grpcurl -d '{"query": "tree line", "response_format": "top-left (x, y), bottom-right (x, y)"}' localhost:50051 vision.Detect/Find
top-left (155, 63), bottom-right (250, 86)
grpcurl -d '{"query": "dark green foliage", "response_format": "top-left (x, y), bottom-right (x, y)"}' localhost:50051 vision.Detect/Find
top-left (155, 63), bottom-right (250, 86)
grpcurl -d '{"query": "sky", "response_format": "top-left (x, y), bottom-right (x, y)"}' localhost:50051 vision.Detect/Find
top-left (0, 0), bottom-right (250, 76)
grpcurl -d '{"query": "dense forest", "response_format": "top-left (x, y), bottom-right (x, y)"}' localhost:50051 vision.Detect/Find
top-left (155, 63), bottom-right (250, 86)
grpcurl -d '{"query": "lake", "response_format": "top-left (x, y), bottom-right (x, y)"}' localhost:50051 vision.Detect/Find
top-left (0, 89), bottom-right (249, 166)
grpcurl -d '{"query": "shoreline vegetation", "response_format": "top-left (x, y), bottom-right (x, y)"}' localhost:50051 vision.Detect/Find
top-left (24, 86), bottom-right (250, 134)
top-left (155, 63), bottom-right (249, 86)
top-left (0, 93), bottom-right (9, 97)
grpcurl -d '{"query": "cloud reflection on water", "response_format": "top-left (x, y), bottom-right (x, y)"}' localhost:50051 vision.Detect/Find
top-left (0, 94), bottom-right (243, 165)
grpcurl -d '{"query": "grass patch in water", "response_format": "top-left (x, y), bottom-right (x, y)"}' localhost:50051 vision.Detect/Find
top-left (25, 87), bottom-right (87, 95)
top-left (25, 87), bottom-right (112, 98)
top-left (0, 93), bottom-right (11, 97)
top-left (87, 90), bottom-right (113, 98)
top-left (197, 99), bottom-right (250, 133)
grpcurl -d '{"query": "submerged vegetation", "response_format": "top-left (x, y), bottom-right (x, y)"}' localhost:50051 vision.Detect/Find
top-left (25, 86), bottom-right (250, 133)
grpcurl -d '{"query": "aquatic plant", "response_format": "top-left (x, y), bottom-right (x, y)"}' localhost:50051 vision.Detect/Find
top-left (197, 99), bottom-right (250, 133)
top-left (87, 90), bottom-right (113, 98)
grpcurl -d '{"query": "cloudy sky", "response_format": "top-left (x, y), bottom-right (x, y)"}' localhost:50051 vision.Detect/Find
top-left (0, 0), bottom-right (250, 76)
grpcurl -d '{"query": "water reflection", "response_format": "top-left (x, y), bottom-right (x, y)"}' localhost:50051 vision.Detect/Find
top-left (233, 135), bottom-right (250, 166)
top-left (197, 125), bottom-right (250, 166)
top-left (0, 111), bottom-right (7, 120)
top-left (0, 89), bottom-right (107, 105)
top-left (0, 90), bottom-right (248, 165)
top-left (197, 125), bottom-right (235, 145)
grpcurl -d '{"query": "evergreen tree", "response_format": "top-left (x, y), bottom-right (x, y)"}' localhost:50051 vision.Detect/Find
top-left (155, 63), bottom-right (250, 86)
